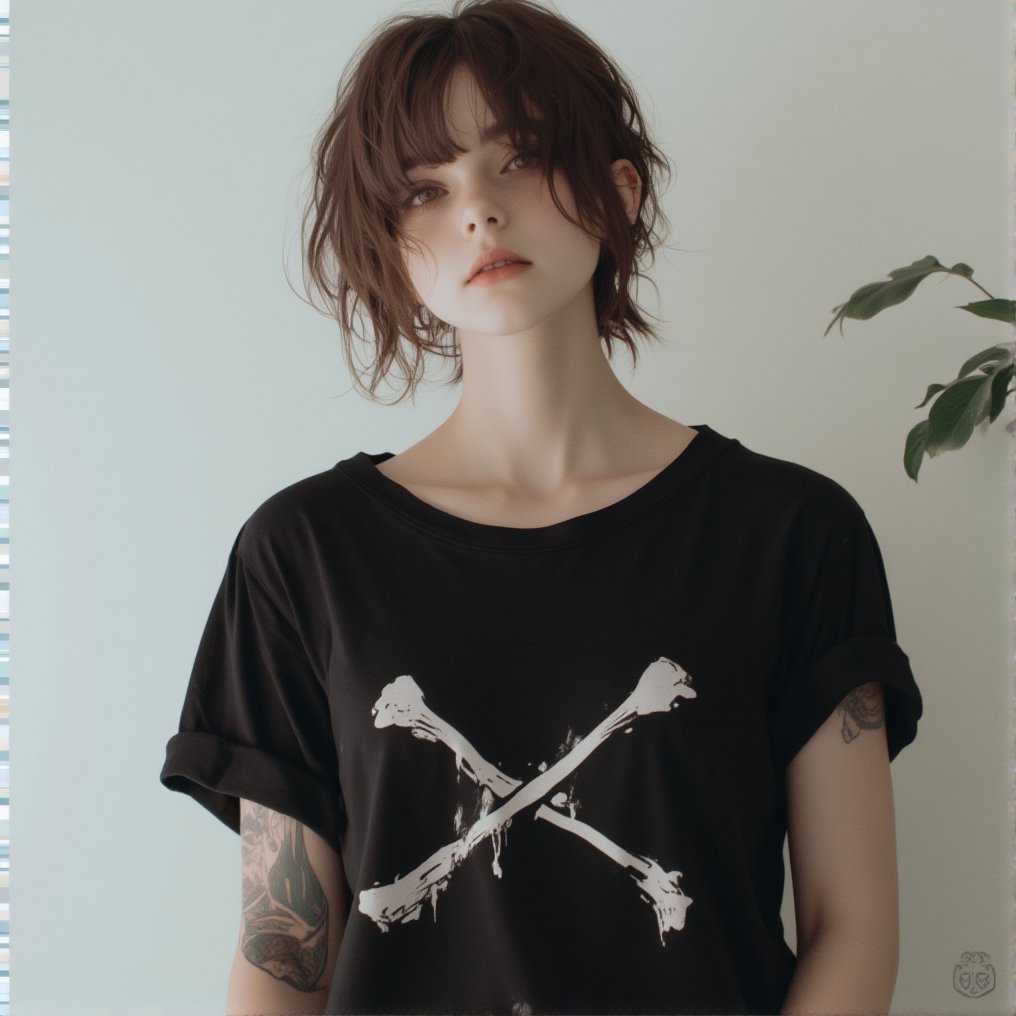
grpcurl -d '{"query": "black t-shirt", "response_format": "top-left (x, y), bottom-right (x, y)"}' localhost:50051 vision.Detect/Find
top-left (161, 424), bottom-right (922, 1015)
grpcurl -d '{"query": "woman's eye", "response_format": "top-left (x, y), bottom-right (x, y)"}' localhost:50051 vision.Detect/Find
top-left (400, 149), bottom-right (540, 209)
top-left (405, 186), bottom-right (439, 208)
top-left (507, 150), bottom-right (541, 171)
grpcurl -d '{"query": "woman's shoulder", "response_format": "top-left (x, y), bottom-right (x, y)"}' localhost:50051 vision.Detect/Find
top-left (231, 457), bottom-right (362, 567)
top-left (710, 432), bottom-right (870, 530)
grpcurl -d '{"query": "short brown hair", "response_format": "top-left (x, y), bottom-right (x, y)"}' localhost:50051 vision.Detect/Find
top-left (298, 0), bottom-right (674, 405)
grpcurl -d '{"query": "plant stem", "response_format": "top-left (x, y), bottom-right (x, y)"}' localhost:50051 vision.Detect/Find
top-left (950, 268), bottom-right (995, 300)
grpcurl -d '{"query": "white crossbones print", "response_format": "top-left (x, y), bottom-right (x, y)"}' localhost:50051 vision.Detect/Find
top-left (360, 656), bottom-right (696, 946)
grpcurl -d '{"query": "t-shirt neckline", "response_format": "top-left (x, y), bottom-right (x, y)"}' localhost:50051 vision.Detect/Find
top-left (338, 424), bottom-right (735, 550)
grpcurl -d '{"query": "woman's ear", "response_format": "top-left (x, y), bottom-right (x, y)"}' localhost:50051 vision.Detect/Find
top-left (610, 159), bottom-right (642, 225)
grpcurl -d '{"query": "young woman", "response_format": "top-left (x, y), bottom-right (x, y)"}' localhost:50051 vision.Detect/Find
top-left (161, 2), bottom-right (923, 1013)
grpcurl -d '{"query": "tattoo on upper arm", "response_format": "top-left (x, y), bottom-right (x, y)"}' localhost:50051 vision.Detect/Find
top-left (239, 803), bottom-right (330, 993)
top-left (835, 681), bottom-right (885, 744)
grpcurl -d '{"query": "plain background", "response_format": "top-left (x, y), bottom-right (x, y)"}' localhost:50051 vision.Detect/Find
top-left (12, 1), bottom-right (1014, 1013)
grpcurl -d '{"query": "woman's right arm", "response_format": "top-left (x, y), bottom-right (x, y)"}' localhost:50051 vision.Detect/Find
top-left (226, 799), bottom-right (349, 1015)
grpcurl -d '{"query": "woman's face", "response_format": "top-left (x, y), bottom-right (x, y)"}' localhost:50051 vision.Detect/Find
top-left (395, 67), bottom-right (607, 341)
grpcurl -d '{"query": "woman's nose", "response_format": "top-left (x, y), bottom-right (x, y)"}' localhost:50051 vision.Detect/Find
top-left (459, 188), bottom-right (508, 232)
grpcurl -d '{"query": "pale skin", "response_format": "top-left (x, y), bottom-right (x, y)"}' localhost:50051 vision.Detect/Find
top-left (780, 682), bottom-right (900, 1016)
top-left (380, 64), bottom-right (699, 519)
top-left (228, 65), bottom-right (901, 1013)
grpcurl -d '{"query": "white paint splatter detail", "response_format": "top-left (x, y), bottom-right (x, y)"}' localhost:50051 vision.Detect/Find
top-left (490, 817), bottom-right (513, 877)
top-left (534, 803), bottom-right (693, 946)
top-left (453, 802), bottom-right (465, 835)
top-left (549, 788), bottom-right (579, 819)
top-left (358, 841), bottom-right (460, 931)
top-left (359, 657), bottom-right (695, 934)
top-left (554, 726), bottom-right (581, 759)
top-left (479, 786), bottom-right (494, 818)
top-left (371, 674), bottom-right (522, 797)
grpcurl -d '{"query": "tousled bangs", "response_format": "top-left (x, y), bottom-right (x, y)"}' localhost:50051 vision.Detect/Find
top-left (375, 28), bottom-right (605, 235)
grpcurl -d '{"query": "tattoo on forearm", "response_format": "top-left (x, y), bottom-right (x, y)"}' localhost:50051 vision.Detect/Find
top-left (239, 803), bottom-right (329, 992)
top-left (836, 681), bottom-right (885, 744)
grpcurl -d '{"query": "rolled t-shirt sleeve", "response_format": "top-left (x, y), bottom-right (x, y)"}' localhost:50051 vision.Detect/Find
top-left (769, 491), bottom-right (923, 772)
top-left (160, 528), bottom-right (343, 849)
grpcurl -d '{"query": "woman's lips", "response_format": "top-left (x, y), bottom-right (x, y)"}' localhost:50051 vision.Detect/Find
top-left (468, 261), bottom-right (532, 285)
top-left (467, 248), bottom-right (532, 282)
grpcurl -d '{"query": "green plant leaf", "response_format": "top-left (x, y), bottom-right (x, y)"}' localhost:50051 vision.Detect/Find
top-left (885, 255), bottom-right (947, 280)
top-left (956, 342), bottom-right (1014, 378)
top-left (987, 363), bottom-right (1014, 423)
top-left (825, 255), bottom-right (946, 337)
top-left (904, 420), bottom-right (929, 481)
top-left (925, 374), bottom-right (994, 454)
top-left (915, 382), bottom-right (947, 409)
top-left (958, 299), bottom-right (1016, 323)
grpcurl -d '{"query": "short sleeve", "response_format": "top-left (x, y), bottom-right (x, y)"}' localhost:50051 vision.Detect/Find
top-left (769, 497), bottom-right (923, 771)
top-left (160, 529), bottom-right (344, 850)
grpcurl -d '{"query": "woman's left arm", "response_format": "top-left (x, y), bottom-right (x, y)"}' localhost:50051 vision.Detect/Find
top-left (780, 681), bottom-right (900, 1016)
